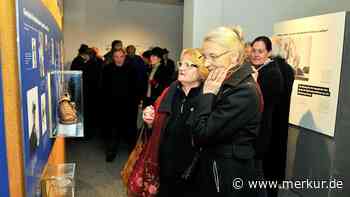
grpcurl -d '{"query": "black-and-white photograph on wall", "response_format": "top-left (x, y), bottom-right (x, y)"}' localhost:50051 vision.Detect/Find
top-left (51, 38), bottom-right (55, 65)
top-left (39, 32), bottom-right (45, 78)
top-left (283, 36), bottom-right (312, 81)
top-left (27, 86), bottom-right (40, 156)
top-left (31, 38), bottom-right (37, 69)
top-left (41, 93), bottom-right (47, 135)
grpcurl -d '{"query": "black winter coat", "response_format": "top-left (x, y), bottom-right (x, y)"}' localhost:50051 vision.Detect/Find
top-left (101, 62), bottom-right (139, 126)
top-left (147, 63), bottom-right (175, 105)
top-left (255, 60), bottom-right (284, 159)
top-left (157, 81), bottom-right (202, 197)
top-left (190, 65), bottom-right (263, 197)
top-left (126, 55), bottom-right (148, 102)
top-left (269, 57), bottom-right (294, 181)
top-left (70, 55), bottom-right (86, 71)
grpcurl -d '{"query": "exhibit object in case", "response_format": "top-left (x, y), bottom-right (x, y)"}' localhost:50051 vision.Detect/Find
top-left (48, 70), bottom-right (84, 138)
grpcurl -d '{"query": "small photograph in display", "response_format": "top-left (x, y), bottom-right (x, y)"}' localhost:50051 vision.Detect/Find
top-left (51, 38), bottom-right (55, 65)
top-left (41, 93), bottom-right (47, 135)
top-left (282, 36), bottom-right (312, 81)
top-left (32, 38), bottom-right (37, 69)
top-left (27, 87), bottom-right (40, 155)
top-left (39, 32), bottom-right (45, 78)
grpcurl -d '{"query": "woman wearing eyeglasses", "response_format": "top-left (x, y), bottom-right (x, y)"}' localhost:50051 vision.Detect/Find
top-left (189, 26), bottom-right (264, 197)
top-left (142, 48), bottom-right (209, 197)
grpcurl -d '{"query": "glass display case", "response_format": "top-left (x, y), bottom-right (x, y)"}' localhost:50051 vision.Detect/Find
top-left (48, 71), bottom-right (84, 138)
top-left (41, 163), bottom-right (76, 197)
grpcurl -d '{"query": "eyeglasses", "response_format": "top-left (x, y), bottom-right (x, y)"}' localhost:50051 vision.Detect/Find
top-left (177, 61), bottom-right (198, 69)
top-left (203, 50), bottom-right (233, 61)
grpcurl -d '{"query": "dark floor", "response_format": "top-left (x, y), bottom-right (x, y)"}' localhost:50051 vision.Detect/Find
top-left (67, 137), bottom-right (128, 197)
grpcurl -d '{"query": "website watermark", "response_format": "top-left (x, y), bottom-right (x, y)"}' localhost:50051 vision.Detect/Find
top-left (232, 178), bottom-right (344, 190)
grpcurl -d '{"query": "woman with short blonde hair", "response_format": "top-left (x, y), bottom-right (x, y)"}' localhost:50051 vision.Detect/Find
top-left (138, 48), bottom-right (208, 197)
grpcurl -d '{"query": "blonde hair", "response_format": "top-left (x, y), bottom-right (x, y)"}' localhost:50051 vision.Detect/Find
top-left (181, 48), bottom-right (209, 80)
top-left (204, 26), bottom-right (245, 65)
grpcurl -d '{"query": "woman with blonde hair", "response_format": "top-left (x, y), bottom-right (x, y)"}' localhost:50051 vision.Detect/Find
top-left (189, 26), bottom-right (264, 196)
top-left (141, 48), bottom-right (209, 197)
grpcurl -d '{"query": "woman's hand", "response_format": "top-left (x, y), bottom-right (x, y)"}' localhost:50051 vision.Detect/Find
top-left (143, 105), bottom-right (155, 127)
top-left (203, 68), bottom-right (229, 95)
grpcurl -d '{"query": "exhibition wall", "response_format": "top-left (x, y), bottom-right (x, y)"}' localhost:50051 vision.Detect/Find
top-left (63, 0), bottom-right (183, 66)
top-left (184, 0), bottom-right (350, 47)
top-left (15, 0), bottom-right (64, 196)
top-left (275, 12), bottom-right (350, 197)
top-left (222, 0), bottom-right (350, 41)
top-left (0, 0), bottom-right (26, 196)
top-left (183, 0), bottom-right (222, 48)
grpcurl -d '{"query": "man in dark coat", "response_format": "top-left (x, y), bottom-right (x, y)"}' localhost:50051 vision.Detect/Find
top-left (83, 47), bottom-right (104, 138)
top-left (251, 36), bottom-right (285, 197)
top-left (101, 48), bottom-right (139, 162)
top-left (70, 44), bottom-right (90, 71)
top-left (70, 44), bottom-right (90, 131)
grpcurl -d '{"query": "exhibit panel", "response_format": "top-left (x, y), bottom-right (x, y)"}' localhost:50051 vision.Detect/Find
top-left (15, 0), bottom-right (65, 196)
top-left (0, 48), bottom-right (10, 197)
top-left (277, 12), bottom-right (350, 197)
top-left (274, 12), bottom-right (346, 137)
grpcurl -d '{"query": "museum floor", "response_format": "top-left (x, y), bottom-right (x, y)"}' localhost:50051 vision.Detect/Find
top-left (66, 137), bottom-right (128, 197)
top-left (67, 137), bottom-right (300, 197)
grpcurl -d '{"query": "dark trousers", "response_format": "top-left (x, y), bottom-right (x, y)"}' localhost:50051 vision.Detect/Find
top-left (158, 177), bottom-right (197, 197)
top-left (262, 155), bottom-right (284, 197)
top-left (104, 117), bottom-right (137, 155)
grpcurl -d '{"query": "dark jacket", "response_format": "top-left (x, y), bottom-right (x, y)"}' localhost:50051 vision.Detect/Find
top-left (127, 55), bottom-right (149, 102)
top-left (147, 63), bottom-right (175, 105)
top-left (150, 81), bottom-right (200, 197)
top-left (269, 57), bottom-right (294, 182)
top-left (84, 56), bottom-right (104, 129)
top-left (190, 65), bottom-right (263, 197)
top-left (70, 55), bottom-right (87, 71)
top-left (255, 60), bottom-right (284, 159)
top-left (164, 58), bottom-right (176, 79)
top-left (103, 51), bottom-right (113, 65)
top-left (101, 62), bottom-right (139, 126)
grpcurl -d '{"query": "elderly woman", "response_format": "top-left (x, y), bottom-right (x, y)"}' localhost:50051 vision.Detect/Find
top-left (143, 48), bottom-right (209, 197)
top-left (189, 27), bottom-right (263, 197)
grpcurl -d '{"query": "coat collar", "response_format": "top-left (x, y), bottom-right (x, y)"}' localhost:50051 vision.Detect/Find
top-left (158, 81), bottom-right (180, 114)
top-left (223, 64), bottom-right (254, 88)
top-left (158, 81), bottom-right (202, 113)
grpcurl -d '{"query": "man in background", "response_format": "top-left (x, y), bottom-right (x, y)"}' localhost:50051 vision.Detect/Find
top-left (104, 40), bottom-right (123, 65)
top-left (101, 48), bottom-right (139, 162)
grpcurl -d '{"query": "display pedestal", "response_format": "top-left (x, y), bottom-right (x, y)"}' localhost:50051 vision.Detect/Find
top-left (41, 163), bottom-right (76, 197)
